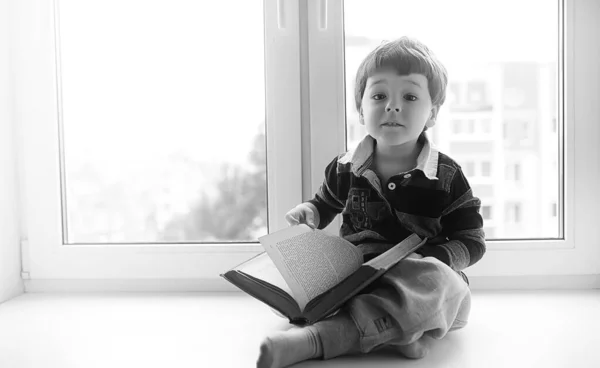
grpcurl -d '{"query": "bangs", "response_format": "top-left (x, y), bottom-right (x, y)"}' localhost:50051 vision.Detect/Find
top-left (354, 38), bottom-right (447, 112)
top-left (364, 46), bottom-right (435, 81)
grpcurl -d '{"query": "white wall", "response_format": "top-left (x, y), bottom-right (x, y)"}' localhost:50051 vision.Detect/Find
top-left (0, 0), bottom-right (24, 304)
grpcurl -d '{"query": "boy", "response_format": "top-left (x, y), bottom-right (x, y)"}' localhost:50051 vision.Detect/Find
top-left (257, 36), bottom-right (485, 368)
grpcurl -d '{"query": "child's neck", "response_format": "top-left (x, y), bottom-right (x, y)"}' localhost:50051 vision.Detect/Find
top-left (374, 139), bottom-right (421, 169)
top-left (371, 139), bottom-right (422, 184)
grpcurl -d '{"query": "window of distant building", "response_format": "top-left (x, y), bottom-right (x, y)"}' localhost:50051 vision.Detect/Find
top-left (483, 227), bottom-right (494, 239)
top-left (506, 203), bottom-right (522, 223)
top-left (468, 119), bottom-right (476, 133)
top-left (452, 119), bottom-right (463, 134)
top-left (449, 82), bottom-right (461, 106)
top-left (505, 163), bottom-right (521, 181)
top-left (467, 80), bottom-right (487, 105)
top-left (504, 119), bottom-right (532, 145)
top-left (481, 161), bottom-right (492, 177)
top-left (481, 118), bottom-right (492, 134)
top-left (520, 121), bottom-right (530, 141)
top-left (482, 205), bottom-right (492, 220)
top-left (465, 161), bottom-right (476, 177)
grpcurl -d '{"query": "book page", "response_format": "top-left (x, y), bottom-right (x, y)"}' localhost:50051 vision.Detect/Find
top-left (260, 225), bottom-right (363, 311)
top-left (235, 252), bottom-right (294, 297)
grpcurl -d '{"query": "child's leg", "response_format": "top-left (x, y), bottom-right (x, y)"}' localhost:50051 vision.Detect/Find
top-left (257, 256), bottom-right (470, 366)
top-left (388, 290), bottom-right (471, 359)
top-left (344, 256), bottom-right (471, 356)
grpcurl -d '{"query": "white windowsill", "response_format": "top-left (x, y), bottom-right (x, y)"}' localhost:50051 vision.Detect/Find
top-left (22, 274), bottom-right (600, 293)
top-left (1, 290), bottom-right (599, 368)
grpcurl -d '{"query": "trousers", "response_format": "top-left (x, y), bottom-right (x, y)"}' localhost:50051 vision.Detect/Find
top-left (315, 255), bottom-right (471, 359)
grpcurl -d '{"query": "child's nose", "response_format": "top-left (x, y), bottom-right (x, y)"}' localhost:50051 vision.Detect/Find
top-left (386, 106), bottom-right (401, 112)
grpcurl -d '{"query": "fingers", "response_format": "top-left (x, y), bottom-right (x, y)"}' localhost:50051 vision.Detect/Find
top-left (284, 205), bottom-right (316, 228)
top-left (304, 210), bottom-right (316, 229)
top-left (285, 211), bottom-right (300, 226)
top-left (406, 252), bottom-right (424, 260)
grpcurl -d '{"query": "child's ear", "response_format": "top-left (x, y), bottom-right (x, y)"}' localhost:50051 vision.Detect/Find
top-left (426, 106), bottom-right (439, 129)
top-left (359, 108), bottom-right (365, 125)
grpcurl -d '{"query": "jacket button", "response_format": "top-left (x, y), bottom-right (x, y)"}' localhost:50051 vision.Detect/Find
top-left (388, 182), bottom-right (396, 190)
top-left (404, 173), bottom-right (411, 179)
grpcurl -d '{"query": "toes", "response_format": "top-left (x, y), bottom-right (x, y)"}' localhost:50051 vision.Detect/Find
top-left (257, 338), bottom-right (276, 368)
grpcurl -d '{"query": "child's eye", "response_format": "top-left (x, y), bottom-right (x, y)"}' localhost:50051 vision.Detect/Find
top-left (372, 93), bottom-right (386, 101)
top-left (404, 94), bottom-right (418, 102)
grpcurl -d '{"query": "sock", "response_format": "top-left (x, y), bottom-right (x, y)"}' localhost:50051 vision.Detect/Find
top-left (256, 326), bottom-right (323, 368)
top-left (392, 335), bottom-right (432, 359)
top-left (313, 311), bottom-right (361, 359)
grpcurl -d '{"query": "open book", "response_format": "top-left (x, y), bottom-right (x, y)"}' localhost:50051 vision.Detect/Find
top-left (220, 225), bottom-right (427, 325)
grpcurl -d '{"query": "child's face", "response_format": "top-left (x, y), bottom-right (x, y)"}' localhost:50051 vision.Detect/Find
top-left (360, 70), bottom-right (437, 149)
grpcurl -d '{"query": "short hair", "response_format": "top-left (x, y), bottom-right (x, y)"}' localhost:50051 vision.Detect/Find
top-left (354, 36), bottom-right (448, 113)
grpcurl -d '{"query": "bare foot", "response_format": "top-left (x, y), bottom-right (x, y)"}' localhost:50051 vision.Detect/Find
top-left (256, 327), bottom-right (322, 368)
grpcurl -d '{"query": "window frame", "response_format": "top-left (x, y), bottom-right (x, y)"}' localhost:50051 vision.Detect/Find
top-left (12, 0), bottom-right (303, 286)
top-left (308, 0), bottom-right (600, 278)
top-left (12, 0), bottom-right (600, 291)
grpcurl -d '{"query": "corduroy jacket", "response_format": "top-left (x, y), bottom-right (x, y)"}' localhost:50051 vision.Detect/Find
top-left (307, 134), bottom-right (486, 281)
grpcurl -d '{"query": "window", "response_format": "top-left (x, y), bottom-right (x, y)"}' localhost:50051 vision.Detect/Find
top-left (57, 0), bottom-right (268, 244)
top-left (464, 161), bottom-right (476, 177)
top-left (449, 82), bottom-right (461, 106)
top-left (483, 227), bottom-right (495, 238)
top-left (504, 119), bottom-right (532, 145)
top-left (14, 0), bottom-right (600, 288)
top-left (520, 121), bottom-right (530, 141)
top-left (343, 0), bottom-right (559, 240)
top-left (14, 0), bottom-right (302, 282)
top-left (467, 81), bottom-right (487, 105)
top-left (468, 119), bottom-right (476, 133)
top-left (481, 161), bottom-right (492, 177)
top-left (310, 0), bottom-right (599, 282)
top-left (482, 205), bottom-right (492, 220)
top-left (452, 119), bottom-right (463, 134)
top-left (505, 163), bottom-right (521, 181)
top-left (506, 203), bottom-right (522, 223)
top-left (481, 118), bottom-right (492, 134)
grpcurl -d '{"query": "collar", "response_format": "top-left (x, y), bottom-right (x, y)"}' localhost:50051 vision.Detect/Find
top-left (339, 133), bottom-right (439, 180)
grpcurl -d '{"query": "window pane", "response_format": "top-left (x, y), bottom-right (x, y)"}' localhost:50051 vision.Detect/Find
top-left (482, 206), bottom-right (492, 220)
top-left (481, 162), bottom-right (491, 177)
top-left (343, 0), bottom-right (560, 239)
top-left (57, 0), bottom-right (267, 243)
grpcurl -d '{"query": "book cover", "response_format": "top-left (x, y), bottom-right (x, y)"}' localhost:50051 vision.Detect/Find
top-left (221, 225), bottom-right (426, 325)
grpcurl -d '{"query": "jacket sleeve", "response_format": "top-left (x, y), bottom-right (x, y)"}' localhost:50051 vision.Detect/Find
top-left (416, 168), bottom-right (486, 271)
top-left (306, 156), bottom-right (346, 229)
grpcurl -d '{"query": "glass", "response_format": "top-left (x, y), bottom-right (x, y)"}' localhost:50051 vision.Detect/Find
top-left (482, 206), bottom-right (492, 220)
top-left (343, 0), bottom-right (560, 239)
top-left (481, 162), bottom-right (491, 177)
top-left (57, 0), bottom-right (267, 244)
top-left (465, 161), bottom-right (475, 177)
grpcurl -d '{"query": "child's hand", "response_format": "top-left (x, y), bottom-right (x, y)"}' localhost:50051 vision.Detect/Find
top-left (406, 252), bottom-right (424, 260)
top-left (285, 203), bottom-right (319, 229)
